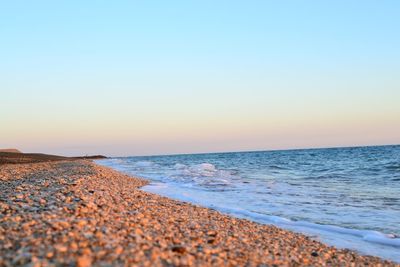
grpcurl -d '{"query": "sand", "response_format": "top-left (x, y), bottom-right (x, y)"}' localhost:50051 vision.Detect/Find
top-left (0, 160), bottom-right (397, 266)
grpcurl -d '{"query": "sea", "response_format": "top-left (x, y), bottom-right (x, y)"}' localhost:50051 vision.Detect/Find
top-left (96, 145), bottom-right (400, 262)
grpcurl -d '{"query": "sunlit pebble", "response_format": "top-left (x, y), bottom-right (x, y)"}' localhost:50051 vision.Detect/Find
top-left (76, 255), bottom-right (92, 267)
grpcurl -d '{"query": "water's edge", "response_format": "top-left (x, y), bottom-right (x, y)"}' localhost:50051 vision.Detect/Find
top-left (141, 182), bottom-right (400, 263)
top-left (96, 160), bottom-right (400, 263)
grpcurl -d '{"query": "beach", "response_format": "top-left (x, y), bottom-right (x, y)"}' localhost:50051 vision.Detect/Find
top-left (0, 159), bottom-right (397, 266)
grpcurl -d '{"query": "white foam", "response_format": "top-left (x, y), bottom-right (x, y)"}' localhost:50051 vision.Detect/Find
top-left (174, 163), bottom-right (187, 169)
top-left (141, 182), bottom-right (400, 263)
top-left (133, 161), bottom-right (154, 168)
top-left (191, 163), bottom-right (217, 172)
top-left (169, 162), bottom-right (235, 186)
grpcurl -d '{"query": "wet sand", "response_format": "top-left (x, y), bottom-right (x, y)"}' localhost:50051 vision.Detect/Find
top-left (0, 160), bottom-right (397, 266)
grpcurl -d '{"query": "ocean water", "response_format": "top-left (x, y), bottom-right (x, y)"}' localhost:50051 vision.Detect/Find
top-left (97, 145), bottom-right (400, 262)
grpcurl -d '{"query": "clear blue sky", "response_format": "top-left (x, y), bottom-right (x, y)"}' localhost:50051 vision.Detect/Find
top-left (1, 1), bottom-right (399, 156)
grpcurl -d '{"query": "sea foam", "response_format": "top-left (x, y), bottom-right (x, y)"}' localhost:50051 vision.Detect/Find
top-left (96, 145), bottom-right (400, 262)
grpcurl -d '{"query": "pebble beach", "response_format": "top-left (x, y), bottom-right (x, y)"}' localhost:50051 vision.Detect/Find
top-left (0, 160), bottom-right (398, 266)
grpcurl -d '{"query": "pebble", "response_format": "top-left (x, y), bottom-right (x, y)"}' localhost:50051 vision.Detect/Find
top-left (171, 245), bottom-right (187, 254)
top-left (76, 255), bottom-right (92, 267)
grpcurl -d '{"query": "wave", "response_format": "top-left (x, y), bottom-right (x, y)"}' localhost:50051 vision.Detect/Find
top-left (142, 182), bottom-right (400, 249)
top-left (106, 160), bottom-right (238, 188)
top-left (386, 164), bottom-right (400, 171)
top-left (169, 163), bottom-right (235, 187)
top-left (133, 161), bottom-right (155, 168)
top-left (222, 207), bottom-right (400, 247)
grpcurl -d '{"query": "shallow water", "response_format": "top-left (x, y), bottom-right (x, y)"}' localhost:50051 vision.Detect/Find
top-left (97, 145), bottom-right (400, 262)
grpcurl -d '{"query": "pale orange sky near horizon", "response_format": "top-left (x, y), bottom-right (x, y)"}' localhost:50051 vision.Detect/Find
top-left (2, 100), bottom-right (399, 156)
top-left (1, 1), bottom-right (400, 156)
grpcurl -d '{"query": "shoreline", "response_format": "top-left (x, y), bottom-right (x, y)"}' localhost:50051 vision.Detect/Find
top-left (0, 160), bottom-right (397, 266)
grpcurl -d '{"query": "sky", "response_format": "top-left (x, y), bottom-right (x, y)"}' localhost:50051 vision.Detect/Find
top-left (1, 1), bottom-right (400, 156)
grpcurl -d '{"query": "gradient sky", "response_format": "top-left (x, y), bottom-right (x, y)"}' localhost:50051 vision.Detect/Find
top-left (1, 1), bottom-right (400, 156)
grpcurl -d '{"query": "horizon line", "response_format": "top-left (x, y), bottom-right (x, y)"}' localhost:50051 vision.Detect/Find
top-left (110, 143), bottom-right (400, 158)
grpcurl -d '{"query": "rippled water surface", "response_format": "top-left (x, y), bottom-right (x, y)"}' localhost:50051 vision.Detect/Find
top-left (97, 145), bottom-right (400, 262)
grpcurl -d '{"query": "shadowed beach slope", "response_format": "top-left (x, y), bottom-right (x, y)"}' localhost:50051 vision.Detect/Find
top-left (0, 149), bottom-right (22, 153)
top-left (0, 160), bottom-right (397, 266)
top-left (0, 152), bottom-right (106, 165)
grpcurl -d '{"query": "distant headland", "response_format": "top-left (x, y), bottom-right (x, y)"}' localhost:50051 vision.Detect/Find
top-left (0, 149), bottom-right (106, 165)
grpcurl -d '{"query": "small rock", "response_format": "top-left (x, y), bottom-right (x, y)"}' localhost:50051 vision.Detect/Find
top-left (207, 230), bottom-right (218, 237)
top-left (54, 244), bottom-right (68, 253)
top-left (115, 246), bottom-right (123, 255)
top-left (171, 245), bottom-right (186, 254)
top-left (76, 255), bottom-right (92, 267)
